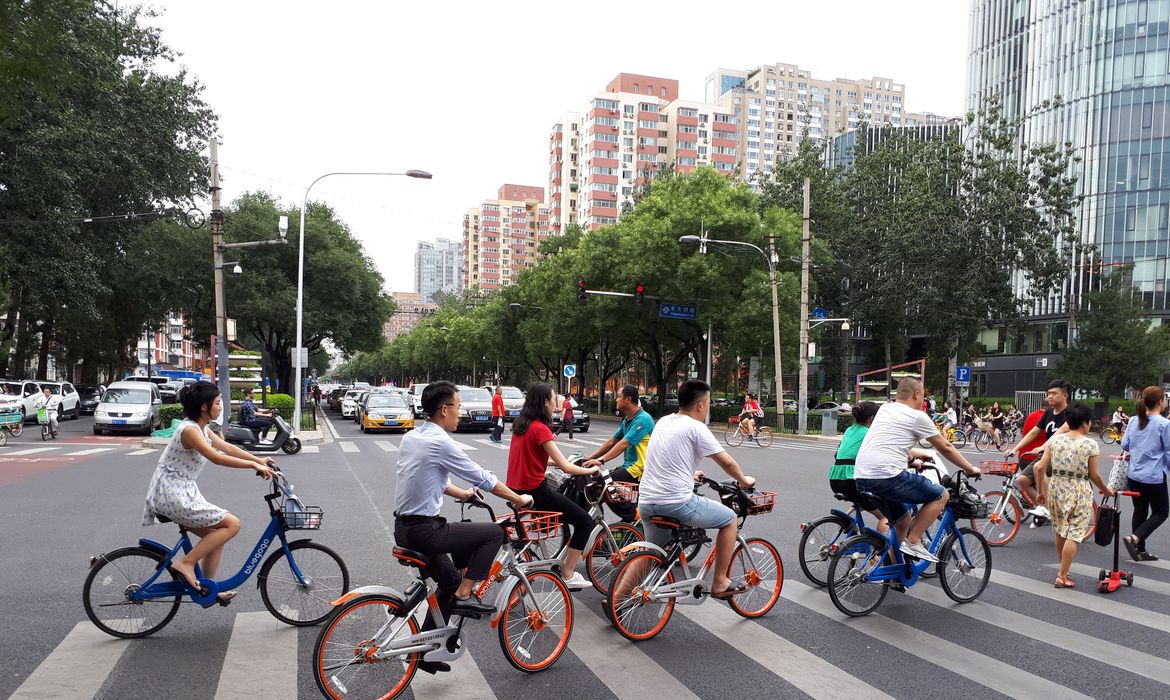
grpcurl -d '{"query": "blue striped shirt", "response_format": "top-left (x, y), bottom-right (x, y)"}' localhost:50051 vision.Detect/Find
top-left (1121, 414), bottom-right (1170, 484)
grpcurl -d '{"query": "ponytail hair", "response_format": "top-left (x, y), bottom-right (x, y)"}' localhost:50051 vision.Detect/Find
top-left (851, 401), bottom-right (880, 425)
top-left (1137, 385), bottom-right (1164, 430)
top-left (179, 381), bottom-right (220, 421)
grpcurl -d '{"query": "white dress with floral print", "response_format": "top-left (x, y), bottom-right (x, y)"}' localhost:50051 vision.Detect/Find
top-left (142, 420), bottom-right (229, 529)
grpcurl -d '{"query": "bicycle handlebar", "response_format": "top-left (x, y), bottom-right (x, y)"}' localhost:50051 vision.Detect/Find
top-left (1101, 489), bottom-right (1140, 498)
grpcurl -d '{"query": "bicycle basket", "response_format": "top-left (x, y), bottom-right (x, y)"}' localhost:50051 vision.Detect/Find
top-left (604, 480), bottom-right (639, 505)
top-left (36, 408), bottom-right (49, 424)
top-left (979, 460), bottom-right (1017, 477)
top-left (280, 497), bottom-right (323, 530)
top-left (496, 510), bottom-right (562, 542)
top-left (951, 485), bottom-right (990, 519)
top-left (724, 489), bottom-right (777, 516)
top-left (728, 415), bottom-right (740, 424)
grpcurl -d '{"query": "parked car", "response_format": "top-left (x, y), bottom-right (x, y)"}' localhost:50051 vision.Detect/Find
top-left (1, 379), bottom-right (42, 422)
top-left (454, 386), bottom-right (494, 432)
top-left (551, 396), bottom-right (591, 433)
top-left (36, 381), bottom-right (81, 420)
top-left (482, 384), bottom-right (525, 421)
top-left (408, 383), bottom-right (429, 418)
top-left (640, 394), bottom-right (678, 412)
top-left (124, 375), bottom-right (169, 386)
top-left (0, 383), bottom-right (27, 421)
top-left (76, 384), bottom-right (106, 415)
top-left (340, 389), bottom-right (362, 418)
top-left (158, 382), bottom-right (180, 404)
top-left (93, 380), bottom-right (162, 435)
top-left (360, 393), bottom-right (415, 433)
top-left (812, 401), bottom-right (854, 415)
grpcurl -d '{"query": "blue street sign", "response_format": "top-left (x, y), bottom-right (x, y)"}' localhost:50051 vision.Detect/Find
top-left (659, 303), bottom-right (697, 320)
top-left (563, 364), bottom-right (577, 378)
top-left (955, 365), bottom-right (971, 384)
top-left (813, 307), bottom-right (828, 319)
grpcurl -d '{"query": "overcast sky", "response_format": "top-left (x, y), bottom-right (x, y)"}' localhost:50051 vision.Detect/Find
top-left (147, 0), bottom-right (969, 294)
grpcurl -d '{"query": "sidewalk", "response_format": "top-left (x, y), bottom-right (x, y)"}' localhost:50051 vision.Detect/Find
top-left (141, 407), bottom-right (329, 448)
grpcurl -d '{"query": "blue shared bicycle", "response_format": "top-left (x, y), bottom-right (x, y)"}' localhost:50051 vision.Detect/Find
top-left (825, 464), bottom-right (991, 617)
top-left (83, 468), bottom-right (349, 638)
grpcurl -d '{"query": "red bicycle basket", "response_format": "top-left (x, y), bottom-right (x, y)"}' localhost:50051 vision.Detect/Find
top-left (497, 510), bottom-right (562, 541)
top-left (728, 415), bottom-right (740, 424)
top-left (746, 491), bottom-right (777, 515)
top-left (979, 460), bottom-right (1017, 476)
top-left (604, 481), bottom-right (639, 505)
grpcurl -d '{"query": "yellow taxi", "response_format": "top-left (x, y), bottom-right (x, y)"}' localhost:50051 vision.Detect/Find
top-left (361, 393), bottom-right (415, 433)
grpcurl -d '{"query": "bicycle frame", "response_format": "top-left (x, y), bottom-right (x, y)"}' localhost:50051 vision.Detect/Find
top-left (637, 533), bottom-right (761, 604)
top-left (853, 505), bottom-right (973, 587)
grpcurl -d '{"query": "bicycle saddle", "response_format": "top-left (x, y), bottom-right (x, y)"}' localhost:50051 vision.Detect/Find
top-left (392, 547), bottom-right (430, 568)
top-left (648, 516), bottom-right (682, 528)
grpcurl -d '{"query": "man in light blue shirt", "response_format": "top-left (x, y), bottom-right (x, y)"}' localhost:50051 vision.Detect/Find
top-left (394, 381), bottom-right (531, 674)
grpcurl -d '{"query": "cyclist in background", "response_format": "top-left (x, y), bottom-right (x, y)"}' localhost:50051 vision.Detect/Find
top-left (33, 386), bottom-right (61, 435)
top-left (585, 384), bottom-right (654, 484)
top-left (1008, 379), bottom-right (1074, 522)
top-left (962, 402), bottom-right (979, 438)
top-left (739, 393), bottom-right (764, 441)
top-left (1007, 404), bottom-right (1024, 429)
top-left (1111, 405), bottom-right (1128, 431)
top-left (987, 401), bottom-right (1007, 449)
top-left (942, 401), bottom-right (957, 430)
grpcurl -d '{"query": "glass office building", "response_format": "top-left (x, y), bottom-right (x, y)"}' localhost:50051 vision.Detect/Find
top-left (967, 0), bottom-right (1170, 392)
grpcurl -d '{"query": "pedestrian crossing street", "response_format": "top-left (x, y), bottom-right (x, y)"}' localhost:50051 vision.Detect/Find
top-left (15, 550), bottom-right (1170, 699)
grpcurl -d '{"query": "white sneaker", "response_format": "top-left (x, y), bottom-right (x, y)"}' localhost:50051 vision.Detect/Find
top-left (563, 572), bottom-right (593, 590)
top-left (899, 540), bottom-right (939, 563)
top-left (1027, 505), bottom-right (1050, 519)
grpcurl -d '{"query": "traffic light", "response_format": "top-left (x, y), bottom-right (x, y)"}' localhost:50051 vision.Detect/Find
top-left (577, 280), bottom-right (587, 303)
top-left (634, 282), bottom-right (645, 304)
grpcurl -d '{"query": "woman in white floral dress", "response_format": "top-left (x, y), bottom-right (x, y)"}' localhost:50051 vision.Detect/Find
top-left (143, 382), bottom-right (275, 605)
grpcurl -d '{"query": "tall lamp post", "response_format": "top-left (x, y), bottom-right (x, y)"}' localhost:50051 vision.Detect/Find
top-left (680, 233), bottom-right (785, 432)
top-left (800, 317), bottom-right (850, 433)
top-left (294, 169), bottom-right (432, 434)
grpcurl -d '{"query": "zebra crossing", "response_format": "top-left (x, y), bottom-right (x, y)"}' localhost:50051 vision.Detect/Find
top-left (0, 443), bottom-right (154, 460)
top-left (14, 551), bottom-right (1170, 698)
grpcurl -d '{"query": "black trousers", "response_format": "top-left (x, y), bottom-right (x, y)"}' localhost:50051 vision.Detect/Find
top-left (557, 418), bottom-right (575, 439)
top-left (491, 416), bottom-right (505, 442)
top-left (515, 480), bottom-right (593, 550)
top-left (1129, 477), bottom-right (1169, 549)
top-left (394, 516), bottom-right (504, 628)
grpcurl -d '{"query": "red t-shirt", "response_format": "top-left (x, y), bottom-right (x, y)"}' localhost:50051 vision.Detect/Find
top-left (507, 420), bottom-right (555, 490)
top-left (562, 398), bottom-right (573, 419)
top-left (491, 394), bottom-right (505, 417)
top-left (1019, 409), bottom-right (1046, 458)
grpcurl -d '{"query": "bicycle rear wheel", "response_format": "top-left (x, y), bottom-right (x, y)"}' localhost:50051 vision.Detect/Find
top-left (950, 430), bottom-right (966, 449)
top-left (724, 427), bottom-right (744, 447)
top-left (937, 527), bottom-right (992, 603)
top-left (499, 571), bottom-right (573, 672)
top-left (607, 551), bottom-right (674, 641)
top-left (82, 546), bottom-right (181, 639)
top-left (259, 540), bottom-right (350, 626)
top-left (798, 514), bottom-right (854, 587)
top-left (826, 534), bottom-right (888, 617)
top-left (975, 491), bottom-right (1021, 546)
top-left (586, 522), bottom-right (643, 595)
top-left (313, 594), bottom-right (419, 700)
top-left (1102, 428), bottom-right (1118, 445)
top-left (726, 537), bottom-right (783, 618)
top-left (974, 432), bottom-right (991, 452)
top-left (755, 427), bottom-right (773, 448)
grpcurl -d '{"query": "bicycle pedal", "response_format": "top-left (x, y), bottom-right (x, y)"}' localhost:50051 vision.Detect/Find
top-left (885, 582), bottom-right (906, 593)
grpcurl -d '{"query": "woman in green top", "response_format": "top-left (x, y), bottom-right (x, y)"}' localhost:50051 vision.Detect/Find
top-left (828, 401), bottom-right (888, 533)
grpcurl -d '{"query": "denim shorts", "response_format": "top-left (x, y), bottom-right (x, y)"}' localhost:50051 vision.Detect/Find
top-left (640, 495), bottom-right (736, 548)
top-left (855, 471), bottom-right (945, 523)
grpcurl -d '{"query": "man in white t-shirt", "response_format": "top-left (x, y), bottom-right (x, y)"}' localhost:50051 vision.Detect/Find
top-left (855, 378), bottom-right (980, 562)
top-left (638, 380), bottom-right (756, 599)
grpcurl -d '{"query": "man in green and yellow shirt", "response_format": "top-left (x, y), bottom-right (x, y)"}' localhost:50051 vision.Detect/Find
top-left (585, 384), bottom-right (655, 483)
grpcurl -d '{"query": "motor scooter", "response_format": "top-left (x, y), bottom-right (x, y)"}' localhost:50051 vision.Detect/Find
top-left (221, 408), bottom-right (302, 454)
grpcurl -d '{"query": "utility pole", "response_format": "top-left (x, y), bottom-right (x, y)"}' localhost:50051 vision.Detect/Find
top-left (797, 177), bottom-right (812, 435)
top-left (767, 237), bottom-right (785, 433)
top-left (704, 321), bottom-right (713, 425)
top-left (210, 136), bottom-right (231, 406)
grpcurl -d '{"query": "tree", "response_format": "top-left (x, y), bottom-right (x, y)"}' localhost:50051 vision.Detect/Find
top-left (1056, 269), bottom-right (1170, 404)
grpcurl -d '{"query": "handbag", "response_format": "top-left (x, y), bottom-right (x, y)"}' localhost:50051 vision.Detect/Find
top-left (1095, 499), bottom-right (1118, 547)
top-left (1106, 453), bottom-right (1130, 492)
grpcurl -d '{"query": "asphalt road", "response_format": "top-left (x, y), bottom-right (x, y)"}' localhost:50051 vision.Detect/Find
top-left (1, 410), bottom-right (1165, 699)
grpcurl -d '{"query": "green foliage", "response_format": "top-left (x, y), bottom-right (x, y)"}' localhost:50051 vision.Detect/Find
top-left (265, 393), bottom-right (294, 412)
top-left (1056, 269), bottom-right (1170, 403)
top-left (159, 404), bottom-right (185, 424)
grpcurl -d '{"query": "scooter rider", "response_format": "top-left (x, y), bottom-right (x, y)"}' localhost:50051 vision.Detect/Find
top-left (34, 386), bottom-right (61, 434)
top-left (239, 388), bottom-right (274, 439)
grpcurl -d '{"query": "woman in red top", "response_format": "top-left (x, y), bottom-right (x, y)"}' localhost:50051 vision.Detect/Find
top-left (506, 384), bottom-right (598, 589)
top-left (556, 394), bottom-right (575, 440)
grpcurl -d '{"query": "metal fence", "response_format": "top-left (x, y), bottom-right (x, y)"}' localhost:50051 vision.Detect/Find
top-left (1015, 391), bottom-right (1045, 414)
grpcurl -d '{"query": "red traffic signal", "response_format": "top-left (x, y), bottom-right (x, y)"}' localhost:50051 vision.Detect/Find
top-left (577, 280), bottom-right (587, 303)
top-left (634, 283), bottom-right (645, 303)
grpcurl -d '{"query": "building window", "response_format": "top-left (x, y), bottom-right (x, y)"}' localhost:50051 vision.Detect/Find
top-left (1126, 207), bottom-right (1137, 231)
top-left (633, 83), bottom-right (639, 93)
top-left (660, 87), bottom-right (666, 97)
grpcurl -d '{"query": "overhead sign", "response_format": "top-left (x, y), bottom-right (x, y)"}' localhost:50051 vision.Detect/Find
top-left (955, 365), bottom-right (971, 387)
top-left (563, 364), bottom-right (576, 378)
top-left (659, 303), bottom-right (697, 320)
top-left (812, 306), bottom-right (828, 319)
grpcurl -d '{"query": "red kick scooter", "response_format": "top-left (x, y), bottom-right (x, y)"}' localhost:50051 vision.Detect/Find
top-left (1097, 489), bottom-right (1140, 594)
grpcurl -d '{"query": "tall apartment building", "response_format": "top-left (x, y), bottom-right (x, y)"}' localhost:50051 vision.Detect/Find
top-left (414, 238), bottom-right (462, 303)
top-left (383, 292), bottom-right (438, 343)
top-left (135, 314), bottom-right (208, 374)
top-left (548, 73), bottom-right (740, 233)
top-left (462, 184), bottom-right (550, 293)
top-left (705, 64), bottom-right (910, 180)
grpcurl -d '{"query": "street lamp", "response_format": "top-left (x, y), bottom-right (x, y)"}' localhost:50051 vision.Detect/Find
top-left (680, 233), bottom-right (785, 432)
top-left (293, 169), bottom-right (433, 434)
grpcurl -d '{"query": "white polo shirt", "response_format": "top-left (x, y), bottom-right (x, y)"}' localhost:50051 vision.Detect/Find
top-left (855, 401), bottom-right (939, 480)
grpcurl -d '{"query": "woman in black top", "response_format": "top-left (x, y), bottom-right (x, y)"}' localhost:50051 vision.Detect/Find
top-left (987, 402), bottom-right (1006, 449)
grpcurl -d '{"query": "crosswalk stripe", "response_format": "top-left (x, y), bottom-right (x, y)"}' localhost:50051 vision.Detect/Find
top-left (1058, 562), bottom-right (1170, 596)
top-left (339, 441), bottom-right (359, 453)
top-left (454, 441), bottom-right (478, 451)
top-left (473, 439), bottom-right (508, 450)
top-left (375, 440), bottom-right (399, 452)
top-left (4, 446), bottom-right (58, 455)
top-left (214, 612), bottom-right (297, 699)
top-left (126, 449), bottom-right (155, 456)
top-left (572, 602), bottom-right (700, 699)
top-left (570, 437), bottom-right (607, 446)
top-left (10, 621), bottom-right (130, 699)
top-left (990, 569), bottom-right (1170, 634)
top-left (63, 447), bottom-right (116, 456)
top-left (784, 581), bottom-right (1092, 700)
top-left (910, 580), bottom-right (1170, 686)
top-left (301, 445), bottom-right (320, 454)
top-left (678, 600), bottom-right (893, 699)
top-left (1126, 556), bottom-right (1170, 572)
top-left (409, 610), bottom-right (498, 699)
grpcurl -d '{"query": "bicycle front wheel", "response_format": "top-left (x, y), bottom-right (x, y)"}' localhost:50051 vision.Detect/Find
top-left (607, 551), bottom-right (674, 641)
top-left (586, 522), bottom-right (643, 595)
top-left (976, 491), bottom-right (1021, 546)
top-left (726, 537), bottom-right (783, 618)
top-left (498, 571), bottom-right (573, 672)
top-left (724, 427), bottom-right (744, 447)
top-left (1102, 428), bottom-right (1118, 445)
top-left (938, 527), bottom-right (992, 603)
top-left (82, 546), bottom-right (181, 639)
top-left (755, 427), bottom-right (773, 448)
top-left (798, 514), bottom-right (854, 587)
top-left (826, 534), bottom-right (888, 617)
top-left (314, 594), bottom-right (419, 700)
top-left (259, 540), bottom-right (350, 626)
top-left (974, 432), bottom-right (991, 452)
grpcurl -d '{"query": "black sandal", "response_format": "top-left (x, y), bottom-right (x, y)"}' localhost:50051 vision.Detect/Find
top-left (1123, 535), bottom-right (1142, 561)
top-left (710, 580), bottom-right (749, 600)
top-left (1138, 551), bottom-right (1159, 561)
